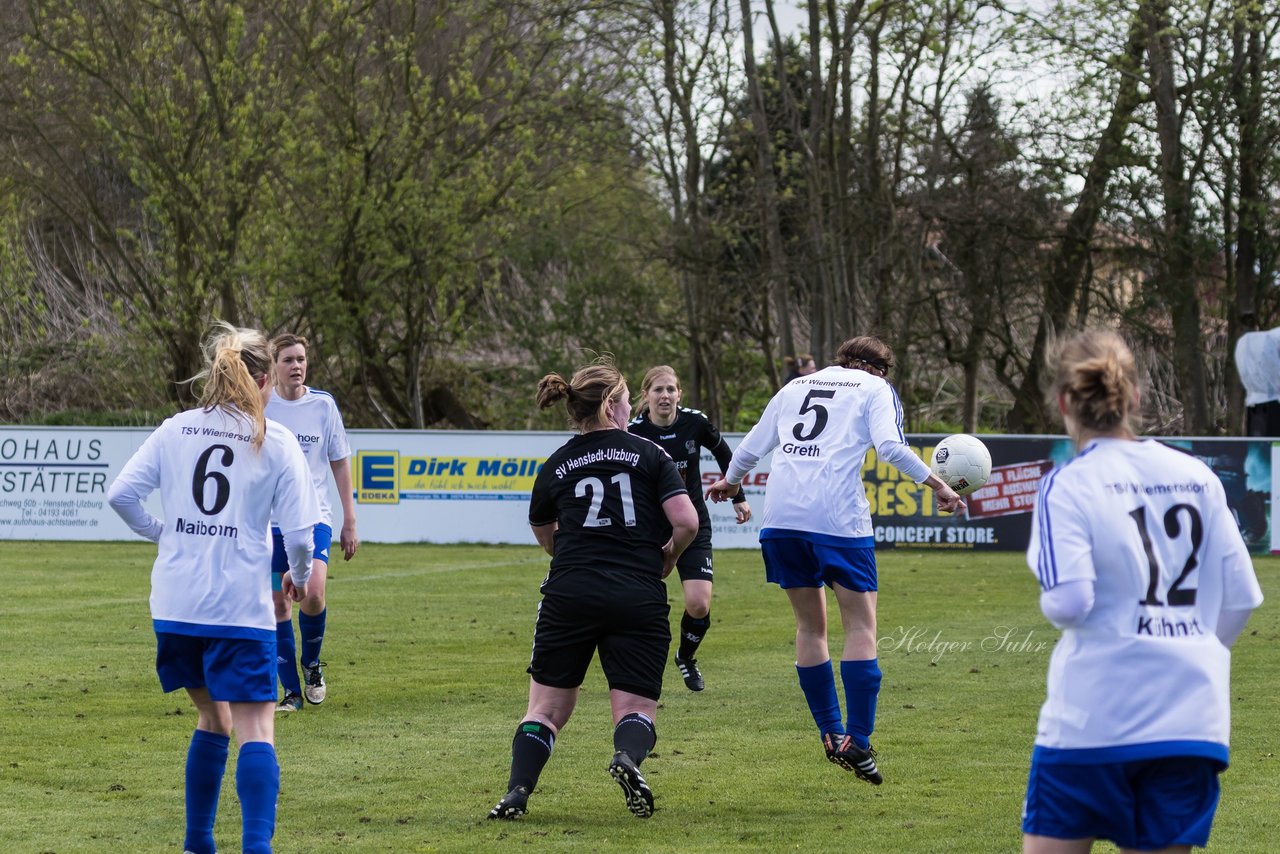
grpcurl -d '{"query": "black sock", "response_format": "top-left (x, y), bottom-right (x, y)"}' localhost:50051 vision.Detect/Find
top-left (679, 611), bottom-right (711, 661)
top-left (613, 712), bottom-right (657, 765)
top-left (508, 720), bottom-right (555, 792)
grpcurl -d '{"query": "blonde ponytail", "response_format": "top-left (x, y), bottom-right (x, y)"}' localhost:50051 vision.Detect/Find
top-left (1051, 330), bottom-right (1140, 434)
top-left (193, 322), bottom-right (272, 450)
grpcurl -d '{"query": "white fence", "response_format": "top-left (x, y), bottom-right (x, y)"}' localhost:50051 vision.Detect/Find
top-left (2, 427), bottom-right (1275, 554)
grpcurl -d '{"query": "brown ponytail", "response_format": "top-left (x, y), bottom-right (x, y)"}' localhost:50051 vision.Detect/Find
top-left (537, 356), bottom-right (628, 432)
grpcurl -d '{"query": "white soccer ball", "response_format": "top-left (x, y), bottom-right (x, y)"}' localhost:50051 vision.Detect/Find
top-left (930, 434), bottom-right (992, 496)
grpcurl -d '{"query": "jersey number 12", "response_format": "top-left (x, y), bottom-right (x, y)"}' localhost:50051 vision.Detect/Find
top-left (1129, 503), bottom-right (1200, 607)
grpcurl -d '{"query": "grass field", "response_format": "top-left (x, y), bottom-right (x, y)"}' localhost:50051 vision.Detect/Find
top-left (1, 542), bottom-right (1275, 853)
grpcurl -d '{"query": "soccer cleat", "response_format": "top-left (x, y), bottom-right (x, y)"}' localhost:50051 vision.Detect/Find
top-left (487, 785), bottom-right (530, 820)
top-left (275, 691), bottom-right (303, 713)
top-left (608, 751), bottom-right (655, 818)
top-left (822, 732), bottom-right (843, 764)
top-left (829, 735), bottom-right (883, 785)
top-left (674, 655), bottom-right (704, 692)
top-left (302, 661), bottom-right (327, 705)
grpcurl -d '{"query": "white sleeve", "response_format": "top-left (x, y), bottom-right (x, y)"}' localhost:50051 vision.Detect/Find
top-left (107, 426), bottom-right (166, 542)
top-left (326, 397), bottom-right (352, 462)
top-left (868, 384), bottom-right (930, 483)
top-left (107, 478), bottom-right (164, 542)
top-left (1214, 607), bottom-right (1254, 647)
top-left (1211, 505), bottom-right (1265, 612)
top-left (281, 526), bottom-right (315, 586)
top-left (1206, 490), bottom-right (1262, 645)
top-left (1039, 579), bottom-right (1095, 628)
top-left (725, 391), bottom-right (786, 484)
top-left (1026, 470), bottom-right (1095, 590)
top-left (874, 438), bottom-right (930, 483)
top-left (271, 431), bottom-right (322, 535)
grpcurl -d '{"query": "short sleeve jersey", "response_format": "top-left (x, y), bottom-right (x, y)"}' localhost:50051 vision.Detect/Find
top-left (1027, 438), bottom-right (1264, 764)
top-left (628, 407), bottom-right (737, 528)
top-left (110, 407), bottom-right (320, 640)
top-left (265, 387), bottom-right (352, 526)
top-left (733, 365), bottom-right (929, 541)
top-left (529, 430), bottom-right (687, 579)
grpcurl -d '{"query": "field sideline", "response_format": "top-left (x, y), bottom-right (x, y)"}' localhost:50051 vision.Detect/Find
top-left (1, 543), bottom-right (1275, 853)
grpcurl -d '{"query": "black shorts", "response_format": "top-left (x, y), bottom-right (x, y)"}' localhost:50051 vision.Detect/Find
top-left (675, 526), bottom-right (714, 583)
top-left (528, 569), bottom-right (671, 700)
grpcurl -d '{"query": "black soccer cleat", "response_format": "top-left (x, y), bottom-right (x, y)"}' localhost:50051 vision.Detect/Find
top-left (674, 654), bottom-right (704, 692)
top-left (829, 735), bottom-right (883, 785)
top-left (822, 732), bottom-right (843, 764)
top-left (608, 752), bottom-right (655, 818)
top-left (487, 785), bottom-right (530, 820)
top-left (274, 691), bottom-right (303, 713)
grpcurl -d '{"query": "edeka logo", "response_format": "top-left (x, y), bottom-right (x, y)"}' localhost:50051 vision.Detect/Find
top-left (352, 453), bottom-right (546, 503)
top-left (357, 451), bottom-right (399, 504)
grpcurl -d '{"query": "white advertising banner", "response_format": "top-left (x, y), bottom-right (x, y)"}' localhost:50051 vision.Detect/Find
top-left (0, 427), bottom-right (154, 540)
top-left (5, 427), bottom-right (1271, 553)
top-left (0, 427), bottom-right (766, 546)
top-left (343, 430), bottom-right (768, 547)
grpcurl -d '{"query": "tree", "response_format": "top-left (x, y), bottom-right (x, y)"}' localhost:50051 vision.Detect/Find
top-left (4, 0), bottom-right (295, 402)
top-left (919, 86), bottom-right (1055, 432)
top-left (1005, 4), bottom-right (1150, 433)
top-left (267, 0), bottom-right (646, 428)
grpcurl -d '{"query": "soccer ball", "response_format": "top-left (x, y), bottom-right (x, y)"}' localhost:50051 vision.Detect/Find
top-left (930, 434), bottom-right (992, 496)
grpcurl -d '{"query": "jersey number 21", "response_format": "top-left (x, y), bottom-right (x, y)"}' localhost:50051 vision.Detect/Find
top-left (575, 473), bottom-right (636, 527)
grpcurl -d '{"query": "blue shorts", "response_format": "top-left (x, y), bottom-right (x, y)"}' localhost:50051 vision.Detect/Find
top-left (761, 535), bottom-right (877, 591)
top-left (155, 633), bottom-right (277, 702)
top-left (1022, 754), bottom-right (1221, 848)
top-left (270, 523), bottom-right (331, 591)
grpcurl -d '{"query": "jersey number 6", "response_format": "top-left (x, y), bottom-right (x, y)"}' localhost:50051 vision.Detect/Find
top-left (192, 444), bottom-right (234, 516)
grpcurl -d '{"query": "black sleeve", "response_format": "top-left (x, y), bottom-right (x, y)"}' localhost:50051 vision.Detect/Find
top-left (702, 416), bottom-right (746, 503)
top-left (528, 464), bottom-right (558, 526)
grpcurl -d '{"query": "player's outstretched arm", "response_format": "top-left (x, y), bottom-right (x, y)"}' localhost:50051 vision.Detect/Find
top-left (705, 478), bottom-right (737, 503)
top-left (922, 473), bottom-right (966, 515)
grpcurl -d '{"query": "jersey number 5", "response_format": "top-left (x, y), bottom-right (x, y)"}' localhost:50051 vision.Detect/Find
top-left (575, 473), bottom-right (636, 527)
top-left (1129, 503), bottom-right (1201, 607)
top-left (793, 389), bottom-right (836, 441)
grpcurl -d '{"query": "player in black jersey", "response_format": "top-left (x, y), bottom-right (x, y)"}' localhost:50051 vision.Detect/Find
top-left (628, 366), bottom-right (751, 692)
top-left (488, 358), bottom-right (698, 821)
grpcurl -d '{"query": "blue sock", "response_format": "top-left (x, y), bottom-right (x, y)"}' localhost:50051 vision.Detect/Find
top-left (184, 729), bottom-right (230, 854)
top-left (298, 608), bottom-right (326, 668)
top-left (276, 620), bottom-right (301, 697)
top-left (796, 660), bottom-right (843, 736)
top-left (841, 658), bottom-right (883, 749)
top-left (236, 742), bottom-right (279, 854)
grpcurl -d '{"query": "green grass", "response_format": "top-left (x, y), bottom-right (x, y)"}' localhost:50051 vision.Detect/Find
top-left (0, 543), bottom-right (1275, 853)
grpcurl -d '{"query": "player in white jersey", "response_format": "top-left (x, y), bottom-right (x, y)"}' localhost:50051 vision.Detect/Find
top-left (707, 336), bottom-right (965, 785)
top-left (266, 333), bottom-right (359, 711)
top-left (107, 322), bottom-right (320, 854)
top-left (1022, 330), bottom-right (1263, 853)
